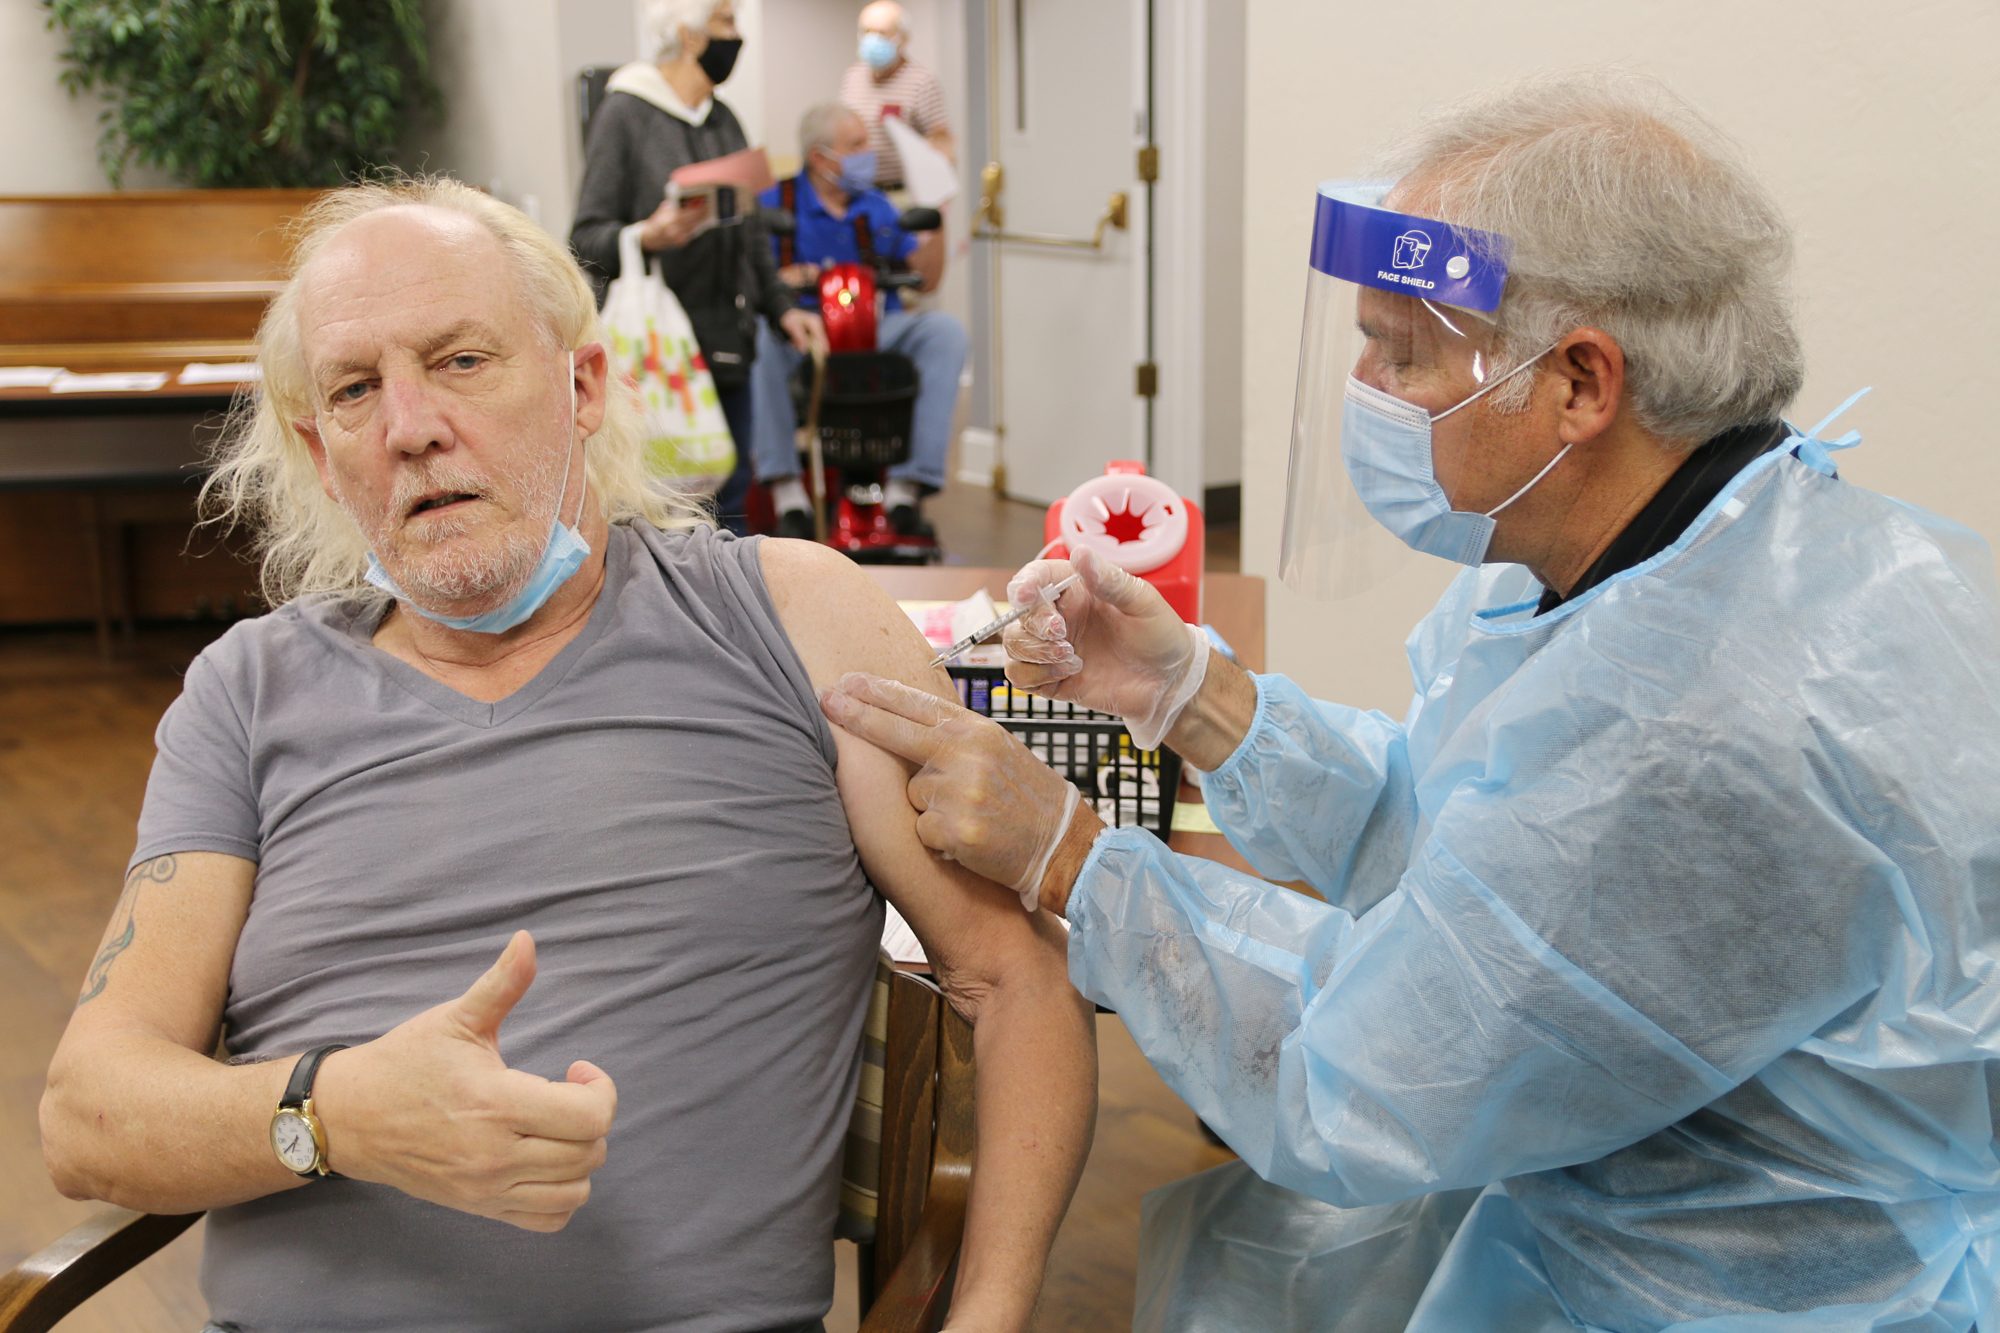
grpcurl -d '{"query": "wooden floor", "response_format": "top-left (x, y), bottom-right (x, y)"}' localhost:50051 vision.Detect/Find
top-left (1, 626), bottom-right (217, 1332)
top-left (0, 488), bottom-right (1242, 1332)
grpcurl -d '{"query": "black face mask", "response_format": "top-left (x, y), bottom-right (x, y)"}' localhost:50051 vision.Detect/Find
top-left (696, 36), bottom-right (742, 85)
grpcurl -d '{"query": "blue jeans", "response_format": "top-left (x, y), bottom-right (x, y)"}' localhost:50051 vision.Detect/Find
top-left (750, 310), bottom-right (967, 493)
top-left (712, 383), bottom-right (753, 536)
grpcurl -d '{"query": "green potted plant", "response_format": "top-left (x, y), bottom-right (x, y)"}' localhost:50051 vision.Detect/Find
top-left (44, 0), bottom-right (437, 188)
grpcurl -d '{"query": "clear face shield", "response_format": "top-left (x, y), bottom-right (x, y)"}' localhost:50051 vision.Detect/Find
top-left (1280, 182), bottom-right (1541, 598)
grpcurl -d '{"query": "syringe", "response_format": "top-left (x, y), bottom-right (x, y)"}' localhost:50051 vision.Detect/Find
top-left (927, 573), bottom-right (1083, 669)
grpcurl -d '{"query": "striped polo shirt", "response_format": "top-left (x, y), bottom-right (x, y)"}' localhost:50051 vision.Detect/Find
top-left (838, 58), bottom-right (950, 188)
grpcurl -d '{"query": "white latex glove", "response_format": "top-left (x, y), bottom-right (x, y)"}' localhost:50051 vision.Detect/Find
top-left (819, 673), bottom-right (1082, 912)
top-left (1002, 545), bottom-right (1209, 751)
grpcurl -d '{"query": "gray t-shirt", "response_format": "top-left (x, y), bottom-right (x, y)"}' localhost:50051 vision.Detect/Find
top-left (134, 523), bottom-right (880, 1333)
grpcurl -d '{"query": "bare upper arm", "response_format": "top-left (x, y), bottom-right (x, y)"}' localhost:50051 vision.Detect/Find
top-left (56, 850), bottom-right (255, 1057)
top-left (760, 539), bottom-right (1068, 1012)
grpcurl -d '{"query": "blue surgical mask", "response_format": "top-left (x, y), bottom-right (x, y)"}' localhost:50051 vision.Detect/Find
top-left (859, 32), bottom-right (898, 71)
top-left (1340, 347), bottom-right (1566, 567)
top-left (833, 149), bottom-right (878, 195)
top-left (364, 352), bottom-right (592, 634)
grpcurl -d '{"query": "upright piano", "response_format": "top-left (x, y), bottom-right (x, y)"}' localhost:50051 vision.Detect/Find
top-left (0, 190), bottom-right (319, 644)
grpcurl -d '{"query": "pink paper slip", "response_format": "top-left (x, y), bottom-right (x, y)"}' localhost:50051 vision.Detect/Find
top-left (669, 146), bottom-right (775, 195)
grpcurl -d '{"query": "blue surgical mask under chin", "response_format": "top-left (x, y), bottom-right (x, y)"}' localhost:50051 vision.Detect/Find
top-left (363, 353), bottom-right (592, 634)
top-left (1340, 348), bottom-right (1567, 567)
top-left (859, 32), bottom-right (898, 71)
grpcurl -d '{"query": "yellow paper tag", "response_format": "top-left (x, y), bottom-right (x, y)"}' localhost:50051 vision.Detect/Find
top-left (1170, 802), bottom-right (1222, 836)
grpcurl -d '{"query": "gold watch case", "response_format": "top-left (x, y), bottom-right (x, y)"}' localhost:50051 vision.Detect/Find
top-left (269, 1099), bottom-right (331, 1177)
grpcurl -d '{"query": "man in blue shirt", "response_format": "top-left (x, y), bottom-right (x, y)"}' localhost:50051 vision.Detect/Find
top-left (753, 102), bottom-right (966, 540)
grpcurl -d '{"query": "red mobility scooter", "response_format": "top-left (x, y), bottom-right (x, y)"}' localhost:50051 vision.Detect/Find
top-left (759, 202), bottom-right (944, 564)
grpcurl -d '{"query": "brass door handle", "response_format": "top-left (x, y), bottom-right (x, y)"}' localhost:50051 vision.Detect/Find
top-left (974, 162), bottom-right (1128, 250)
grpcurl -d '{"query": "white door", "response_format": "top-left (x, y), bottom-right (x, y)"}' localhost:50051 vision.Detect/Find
top-left (984, 0), bottom-right (1147, 506)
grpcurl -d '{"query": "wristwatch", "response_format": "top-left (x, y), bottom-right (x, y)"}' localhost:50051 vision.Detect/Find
top-left (269, 1043), bottom-right (348, 1178)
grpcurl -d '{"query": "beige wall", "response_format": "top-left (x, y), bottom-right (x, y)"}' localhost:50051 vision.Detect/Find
top-left (1240, 0), bottom-right (2000, 713)
top-left (0, 3), bottom-right (176, 191)
top-left (763, 0), bottom-right (864, 168)
top-left (413, 0), bottom-right (571, 233)
top-left (1200, 0), bottom-right (1246, 490)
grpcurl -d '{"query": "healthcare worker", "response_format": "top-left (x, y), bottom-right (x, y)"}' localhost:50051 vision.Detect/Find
top-left (820, 72), bottom-right (2000, 1331)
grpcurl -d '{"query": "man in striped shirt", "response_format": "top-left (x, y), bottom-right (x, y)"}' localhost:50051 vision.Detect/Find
top-left (839, 0), bottom-right (953, 190)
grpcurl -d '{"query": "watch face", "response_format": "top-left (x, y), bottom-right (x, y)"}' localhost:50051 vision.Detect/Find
top-left (271, 1110), bottom-right (319, 1173)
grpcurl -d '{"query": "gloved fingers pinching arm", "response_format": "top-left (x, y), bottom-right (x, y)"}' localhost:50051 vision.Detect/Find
top-left (821, 672), bottom-right (1093, 911)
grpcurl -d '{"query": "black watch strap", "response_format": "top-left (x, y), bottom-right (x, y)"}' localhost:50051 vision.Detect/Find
top-left (282, 1043), bottom-right (349, 1110)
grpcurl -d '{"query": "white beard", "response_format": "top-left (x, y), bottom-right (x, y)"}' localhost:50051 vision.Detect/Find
top-left (343, 446), bottom-right (567, 613)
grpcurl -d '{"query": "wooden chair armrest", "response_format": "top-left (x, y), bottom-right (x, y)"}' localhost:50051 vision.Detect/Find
top-left (857, 1187), bottom-right (966, 1333)
top-left (0, 1209), bottom-right (202, 1333)
top-left (861, 992), bottom-right (977, 1333)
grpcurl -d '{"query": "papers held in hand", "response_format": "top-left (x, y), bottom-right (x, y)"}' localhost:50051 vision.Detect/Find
top-left (667, 147), bottom-right (777, 239)
top-left (881, 114), bottom-right (959, 208)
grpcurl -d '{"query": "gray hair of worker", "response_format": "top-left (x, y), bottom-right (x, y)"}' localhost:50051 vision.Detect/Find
top-left (200, 175), bottom-right (704, 608)
top-left (1372, 71), bottom-right (1803, 445)
top-left (640, 0), bottom-right (724, 62)
top-left (800, 102), bottom-right (863, 158)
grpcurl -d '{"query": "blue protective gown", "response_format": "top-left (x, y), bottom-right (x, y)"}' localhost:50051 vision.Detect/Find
top-left (1072, 436), bottom-right (2000, 1331)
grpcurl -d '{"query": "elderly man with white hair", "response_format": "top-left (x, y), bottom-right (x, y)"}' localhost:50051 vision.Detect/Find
top-left (39, 177), bottom-right (1094, 1333)
top-left (840, 1), bottom-right (954, 191)
top-left (819, 72), bottom-right (2000, 1329)
top-left (753, 101), bottom-right (965, 540)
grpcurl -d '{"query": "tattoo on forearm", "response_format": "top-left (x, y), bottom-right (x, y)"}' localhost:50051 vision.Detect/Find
top-left (78, 855), bottom-right (177, 1005)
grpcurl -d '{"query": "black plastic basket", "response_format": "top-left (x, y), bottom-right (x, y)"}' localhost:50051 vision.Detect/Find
top-left (796, 351), bottom-right (917, 473)
top-left (947, 666), bottom-right (1181, 840)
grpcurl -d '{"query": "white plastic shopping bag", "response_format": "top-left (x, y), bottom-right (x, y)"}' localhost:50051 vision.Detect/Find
top-left (601, 224), bottom-right (737, 495)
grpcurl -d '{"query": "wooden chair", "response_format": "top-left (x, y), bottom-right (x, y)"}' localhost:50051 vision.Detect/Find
top-left (0, 968), bottom-right (973, 1333)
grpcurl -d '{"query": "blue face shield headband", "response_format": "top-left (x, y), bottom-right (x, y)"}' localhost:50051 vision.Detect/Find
top-left (363, 352), bottom-right (592, 634)
top-left (1281, 182), bottom-right (1569, 596)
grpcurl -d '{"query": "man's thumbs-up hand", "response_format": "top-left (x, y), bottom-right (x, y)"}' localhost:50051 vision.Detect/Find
top-left (450, 928), bottom-right (541, 1045)
top-left (311, 931), bottom-right (619, 1232)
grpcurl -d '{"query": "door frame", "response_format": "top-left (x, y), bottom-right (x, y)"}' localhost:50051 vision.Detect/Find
top-left (1149, 0), bottom-right (1213, 503)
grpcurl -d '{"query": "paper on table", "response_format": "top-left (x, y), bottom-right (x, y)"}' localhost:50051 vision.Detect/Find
top-left (179, 362), bottom-right (263, 385)
top-left (0, 367), bottom-right (63, 389)
top-left (881, 114), bottom-right (959, 207)
top-left (900, 589), bottom-right (997, 649)
top-left (50, 371), bottom-right (170, 394)
top-left (881, 901), bottom-right (928, 964)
